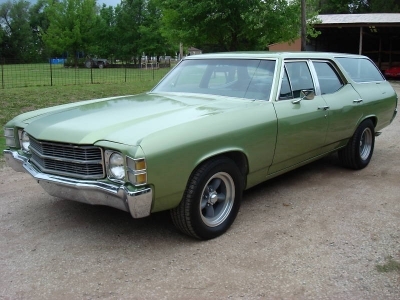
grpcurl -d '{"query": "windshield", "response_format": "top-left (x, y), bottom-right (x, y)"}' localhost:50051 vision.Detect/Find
top-left (152, 59), bottom-right (276, 100)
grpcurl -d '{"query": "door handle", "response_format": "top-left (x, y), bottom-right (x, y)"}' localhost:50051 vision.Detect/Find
top-left (353, 99), bottom-right (363, 103)
top-left (318, 106), bottom-right (330, 110)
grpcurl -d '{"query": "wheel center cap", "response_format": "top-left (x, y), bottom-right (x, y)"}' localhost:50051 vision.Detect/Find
top-left (209, 192), bottom-right (218, 205)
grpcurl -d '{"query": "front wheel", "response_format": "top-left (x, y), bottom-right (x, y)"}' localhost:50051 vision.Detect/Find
top-left (171, 157), bottom-right (244, 240)
top-left (338, 119), bottom-right (375, 170)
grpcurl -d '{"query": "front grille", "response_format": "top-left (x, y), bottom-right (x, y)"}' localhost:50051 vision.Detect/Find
top-left (29, 136), bottom-right (105, 179)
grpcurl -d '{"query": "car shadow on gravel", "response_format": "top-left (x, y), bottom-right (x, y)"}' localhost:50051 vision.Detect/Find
top-left (44, 199), bottom-right (185, 240)
top-left (27, 153), bottom-right (344, 243)
top-left (242, 152), bottom-right (343, 201)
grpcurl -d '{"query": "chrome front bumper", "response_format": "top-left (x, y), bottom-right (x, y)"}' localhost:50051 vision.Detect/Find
top-left (3, 150), bottom-right (153, 218)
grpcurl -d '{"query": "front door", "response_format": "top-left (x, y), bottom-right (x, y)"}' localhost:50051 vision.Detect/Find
top-left (269, 60), bottom-right (329, 174)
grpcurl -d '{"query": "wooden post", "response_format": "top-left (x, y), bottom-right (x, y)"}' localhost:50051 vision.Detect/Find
top-left (180, 43), bottom-right (183, 60)
top-left (359, 27), bottom-right (363, 55)
top-left (301, 0), bottom-right (306, 51)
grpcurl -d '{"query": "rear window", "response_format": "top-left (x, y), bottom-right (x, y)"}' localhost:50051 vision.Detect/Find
top-left (336, 57), bottom-right (384, 82)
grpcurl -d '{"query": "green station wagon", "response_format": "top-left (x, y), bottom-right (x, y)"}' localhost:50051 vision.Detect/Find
top-left (3, 52), bottom-right (398, 239)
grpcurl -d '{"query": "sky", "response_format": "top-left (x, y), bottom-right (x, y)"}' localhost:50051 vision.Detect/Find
top-left (98, 0), bottom-right (121, 7)
top-left (0, 0), bottom-right (122, 7)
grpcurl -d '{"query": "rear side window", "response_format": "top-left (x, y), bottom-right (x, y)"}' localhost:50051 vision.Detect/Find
top-left (313, 61), bottom-right (344, 94)
top-left (336, 57), bottom-right (384, 82)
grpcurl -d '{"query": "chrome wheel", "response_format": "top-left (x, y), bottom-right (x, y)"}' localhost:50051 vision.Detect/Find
top-left (338, 119), bottom-right (375, 170)
top-left (359, 127), bottom-right (373, 160)
top-left (200, 172), bottom-right (235, 227)
top-left (171, 157), bottom-right (243, 239)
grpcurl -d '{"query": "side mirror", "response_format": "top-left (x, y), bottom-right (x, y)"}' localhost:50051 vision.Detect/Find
top-left (291, 89), bottom-right (315, 104)
top-left (300, 89), bottom-right (315, 100)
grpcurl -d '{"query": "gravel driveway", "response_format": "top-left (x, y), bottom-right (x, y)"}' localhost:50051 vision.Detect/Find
top-left (1, 83), bottom-right (399, 300)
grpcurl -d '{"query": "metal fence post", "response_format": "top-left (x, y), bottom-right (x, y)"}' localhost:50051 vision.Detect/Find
top-left (124, 63), bottom-right (127, 83)
top-left (50, 59), bottom-right (53, 86)
top-left (90, 66), bottom-right (93, 84)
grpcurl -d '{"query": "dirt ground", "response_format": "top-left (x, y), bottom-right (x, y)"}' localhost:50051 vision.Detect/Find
top-left (1, 83), bottom-right (399, 300)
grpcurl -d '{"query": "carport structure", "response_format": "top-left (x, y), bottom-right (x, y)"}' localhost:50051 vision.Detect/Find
top-left (308, 14), bottom-right (400, 71)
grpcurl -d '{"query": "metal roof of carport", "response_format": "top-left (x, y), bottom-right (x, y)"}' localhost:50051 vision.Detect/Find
top-left (310, 14), bottom-right (400, 69)
top-left (317, 13), bottom-right (400, 26)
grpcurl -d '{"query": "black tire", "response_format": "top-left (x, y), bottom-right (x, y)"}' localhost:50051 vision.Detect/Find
top-left (171, 157), bottom-right (244, 240)
top-left (98, 62), bottom-right (104, 69)
top-left (85, 60), bottom-right (92, 68)
top-left (338, 119), bottom-right (375, 170)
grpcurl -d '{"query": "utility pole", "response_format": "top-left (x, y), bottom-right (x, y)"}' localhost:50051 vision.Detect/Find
top-left (301, 0), bottom-right (306, 51)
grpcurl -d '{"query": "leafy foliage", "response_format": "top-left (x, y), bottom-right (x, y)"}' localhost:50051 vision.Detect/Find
top-left (158, 0), bottom-right (311, 51)
top-left (0, 0), bottom-right (34, 61)
top-left (317, 0), bottom-right (400, 13)
top-left (43, 0), bottom-right (99, 65)
top-left (1, 0), bottom-right (398, 63)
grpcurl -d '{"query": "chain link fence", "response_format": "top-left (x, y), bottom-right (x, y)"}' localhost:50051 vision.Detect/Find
top-left (0, 58), bottom-right (173, 89)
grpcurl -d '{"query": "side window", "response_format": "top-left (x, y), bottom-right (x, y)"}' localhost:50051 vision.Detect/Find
top-left (284, 61), bottom-right (314, 98)
top-left (313, 61), bottom-right (344, 94)
top-left (336, 57), bottom-right (385, 82)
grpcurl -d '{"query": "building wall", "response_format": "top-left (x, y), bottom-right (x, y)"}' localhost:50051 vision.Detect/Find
top-left (268, 39), bottom-right (301, 51)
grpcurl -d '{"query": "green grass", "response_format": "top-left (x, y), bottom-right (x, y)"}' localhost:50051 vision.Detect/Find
top-left (376, 256), bottom-right (400, 273)
top-left (0, 137), bottom-right (5, 164)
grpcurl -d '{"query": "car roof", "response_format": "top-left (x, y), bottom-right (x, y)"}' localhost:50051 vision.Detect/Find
top-left (184, 51), bottom-right (367, 60)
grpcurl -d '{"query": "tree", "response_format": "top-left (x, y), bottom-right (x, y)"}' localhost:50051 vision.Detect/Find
top-left (43, 0), bottom-right (98, 66)
top-left (317, 0), bottom-right (400, 14)
top-left (114, 0), bottom-right (146, 62)
top-left (360, 0), bottom-right (400, 12)
top-left (138, 0), bottom-right (174, 60)
top-left (158, 0), bottom-right (317, 52)
top-left (92, 4), bottom-right (118, 60)
top-left (29, 0), bottom-right (51, 61)
top-left (0, 0), bottom-right (34, 61)
top-left (317, 0), bottom-right (353, 13)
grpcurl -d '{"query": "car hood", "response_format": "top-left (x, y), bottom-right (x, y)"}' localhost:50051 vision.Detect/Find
top-left (24, 92), bottom-right (252, 146)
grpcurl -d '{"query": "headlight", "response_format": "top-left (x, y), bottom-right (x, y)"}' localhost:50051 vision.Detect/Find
top-left (109, 152), bottom-right (125, 180)
top-left (4, 128), bottom-right (16, 147)
top-left (20, 131), bottom-right (30, 152)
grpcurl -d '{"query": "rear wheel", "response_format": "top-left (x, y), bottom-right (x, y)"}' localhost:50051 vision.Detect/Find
top-left (338, 119), bottom-right (375, 170)
top-left (171, 157), bottom-right (243, 240)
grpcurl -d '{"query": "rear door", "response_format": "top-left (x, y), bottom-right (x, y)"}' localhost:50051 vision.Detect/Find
top-left (312, 60), bottom-right (363, 146)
